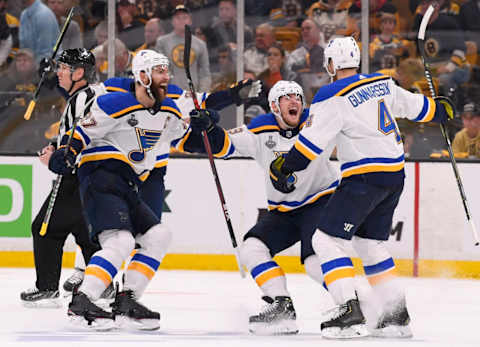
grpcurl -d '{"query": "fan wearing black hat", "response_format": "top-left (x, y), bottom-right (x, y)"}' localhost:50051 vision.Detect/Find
top-left (155, 4), bottom-right (212, 92)
top-left (452, 102), bottom-right (480, 158)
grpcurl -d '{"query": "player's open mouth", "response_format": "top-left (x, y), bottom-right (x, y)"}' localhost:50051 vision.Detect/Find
top-left (288, 108), bottom-right (298, 116)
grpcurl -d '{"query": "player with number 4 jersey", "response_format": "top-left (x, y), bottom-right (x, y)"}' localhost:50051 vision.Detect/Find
top-left (270, 37), bottom-right (454, 339)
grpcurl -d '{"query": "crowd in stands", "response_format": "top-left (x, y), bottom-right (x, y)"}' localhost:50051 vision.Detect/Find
top-left (0, 0), bottom-right (479, 159)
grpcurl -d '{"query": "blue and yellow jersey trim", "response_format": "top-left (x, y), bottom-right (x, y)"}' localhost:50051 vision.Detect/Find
top-left (341, 154), bottom-right (404, 178)
top-left (66, 126), bottom-right (90, 149)
top-left (250, 261), bottom-right (285, 287)
top-left (154, 153), bottom-right (169, 168)
top-left (160, 98), bottom-right (183, 119)
top-left (97, 92), bottom-right (145, 119)
top-left (78, 145), bottom-right (151, 182)
top-left (85, 256), bottom-right (117, 287)
top-left (293, 133), bottom-right (323, 161)
top-left (127, 253), bottom-right (160, 280)
top-left (313, 73), bottom-right (390, 103)
top-left (248, 111), bottom-right (310, 135)
top-left (166, 84), bottom-right (183, 99)
top-left (104, 77), bottom-right (134, 93)
top-left (268, 180), bottom-right (339, 212)
top-left (172, 129), bottom-right (191, 152)
top-left (412, 96), bottom-right (436, 123)
top-left (214, 129), bottom-right (235, 158)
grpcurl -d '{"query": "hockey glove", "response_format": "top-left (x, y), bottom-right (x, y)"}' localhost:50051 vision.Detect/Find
top-left (269, 155), bottom-right (295, 193)
top-left (230, 79), bottom-right (263, 106)
top-left (38, 57), bottom-right (55, 78)
top-left (48, 146), bottom-right (77, 175)
top-left (434, 96), bottom-right (456, 124)
top-left (189, 108), bottom-right (219, 134)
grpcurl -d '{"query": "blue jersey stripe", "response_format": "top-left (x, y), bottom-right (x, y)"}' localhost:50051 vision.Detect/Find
top-left (251, 261), bottom-right (278, 278)
top-left (89, 256), bottom-right (118, 279)
top-left (340, 154), bottom-right (404, 171)
top-left (321, 257), bottom-right (353, 274)
top-left (364, 258), bottom-right (395, 276)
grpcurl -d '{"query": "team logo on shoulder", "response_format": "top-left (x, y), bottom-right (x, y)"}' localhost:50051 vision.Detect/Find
top-left (305, 115), bottom-right (314, 128)
top-left (228, 127), bottom-right (243, 134)
top-left (128, 128), bottom-right (163, 162)
top-left (80, 112), bottom-right (97, 127)
top-left (265, 135), bottom-right (276, 149)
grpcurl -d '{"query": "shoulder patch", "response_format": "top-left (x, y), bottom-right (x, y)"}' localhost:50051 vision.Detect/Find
top-left (104, 77), bottom-right (134, 93)
top-left (97, 92), bottom-right (144, 119)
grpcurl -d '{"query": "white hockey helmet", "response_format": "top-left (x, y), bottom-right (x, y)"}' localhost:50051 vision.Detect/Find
top-left (323, 36), bottom-right (360, 77)
top-left (132, 49), bottom-right (169, 88)
top-left (268, 80), bottom-right (305, 117)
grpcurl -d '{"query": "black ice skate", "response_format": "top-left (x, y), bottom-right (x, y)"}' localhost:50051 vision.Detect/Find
top-left (321, 298), bottom-right (369, 338)
top-left (20, 286), bottom-right (62, 308)
top-left (63, 268), bottom-right (85, 296)
top-left (249, 296), bottom-right (299, 335)
top-left (111, 289), bottom-right (160, 331)
top-left (372, 298), bottom-right (412, 338)
top-left (68, 291), bottom-right (115, 331)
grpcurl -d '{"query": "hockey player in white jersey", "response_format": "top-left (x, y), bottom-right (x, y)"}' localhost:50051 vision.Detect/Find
top-left (269, 37), bottom-right (455, 338)
top-left (188, 80), bottom-right (339, 335)
top-left (47, 50), bottom-right (212, 330)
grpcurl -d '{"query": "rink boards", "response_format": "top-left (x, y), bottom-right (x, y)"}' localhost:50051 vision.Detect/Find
top-left (0, 155), bottom-right (479, 278)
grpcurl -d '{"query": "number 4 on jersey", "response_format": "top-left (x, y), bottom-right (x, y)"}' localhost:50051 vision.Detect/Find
top-left (378, 99), bottom-right (401, 143)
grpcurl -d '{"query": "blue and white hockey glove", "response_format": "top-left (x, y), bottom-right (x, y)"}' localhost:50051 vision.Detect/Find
top-left (269, 155), bottom-right (295, 193)
top-left (189, 108), bottom-right (219, 134)
top-left (48, 146), bottom-right (77, 175)
top-left (230, 79), bottom-right (262, 106)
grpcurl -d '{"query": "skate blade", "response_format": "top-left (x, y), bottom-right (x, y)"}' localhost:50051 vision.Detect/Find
top-left (21, 298), bottom-right (63, 309)
top-left (322, 324), bottom-right (370, 339)
top-left (68, 315), bottom-right (116, 331)
top-left (249, 319), bottom-right (299, 335)
top-left (371, 325), bottom-right (413, 338)
top-left (115, 316), bottom-right (160, 331)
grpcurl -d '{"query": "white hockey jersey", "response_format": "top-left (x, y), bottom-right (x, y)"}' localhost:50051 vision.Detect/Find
top-left (215, 111), bottom-right (339, 212)
top-left (291, 73), bottom-right (437, 185)
top-left (70, 91), bottom-right (188, 182)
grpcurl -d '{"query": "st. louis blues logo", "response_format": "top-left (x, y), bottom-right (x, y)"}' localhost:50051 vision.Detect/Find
top-left (128, 128), bottom-right (163, 162)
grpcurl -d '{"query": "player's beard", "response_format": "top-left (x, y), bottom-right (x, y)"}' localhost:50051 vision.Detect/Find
top-left (151, 83), bottom-right (167, 103)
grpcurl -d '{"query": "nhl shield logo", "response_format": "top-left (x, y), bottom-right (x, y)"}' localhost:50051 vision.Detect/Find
top-left (265, 135), bottom-right (276, 149)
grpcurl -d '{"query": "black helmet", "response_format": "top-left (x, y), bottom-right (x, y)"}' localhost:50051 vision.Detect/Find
top-left (57, 48), bottom-right (96, 82)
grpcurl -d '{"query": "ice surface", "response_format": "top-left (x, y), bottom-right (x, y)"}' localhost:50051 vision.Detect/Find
top-left (2, 268), bottom-right (479, 346)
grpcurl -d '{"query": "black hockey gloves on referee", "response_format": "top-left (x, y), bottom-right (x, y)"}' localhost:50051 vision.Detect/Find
top-left (189, 108), bottom-right (220, 134)
top-left (269, 155), bottom-right (295, 193)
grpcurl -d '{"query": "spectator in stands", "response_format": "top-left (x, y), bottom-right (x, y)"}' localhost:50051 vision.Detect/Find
top-left (135, 17), bottom-right (165, 52)
top-left (0, 9), bottom-right (11, 69)
top-left (91, 44), bottom-right (107, 82)
top-left (102, 38), bottom-right (133, 78)
top-left (211, 44), bottom-right (236, 90)
top-left (257, 43), bottom-right (297, 94)
top-left (117, 0), bottom-right (145, 51)
top-left (268, 0), bottom-right (304, 27)
top-left (155, 4), bottom-right (211, 92)
top-left (452, 102), bottom-right (480, 158)
top-left (347, 0), bottom-right (401, 39)
top-left (244, 23), bottom-right (276, 76)
top-left (459, 0), bottom-right (480, 81)
top-left (19, 0), bottom-right (60, 63)
top-left (412, 0), bottom-right (470, 95)
top-left (0, 0), bottom-right (19, 67)
top-left (90, 20), bottom-right (109, 50)
top-left (369, 11), bottom-right (409, 72)
top-left (306, 0), bottom-right (353, 42)
top-left (206, 0), bottom-right (253, 72)
top-left (47, 0), bottom-right (83, 50)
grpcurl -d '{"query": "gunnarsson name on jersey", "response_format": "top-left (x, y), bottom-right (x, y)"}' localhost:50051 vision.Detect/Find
top-left (348, 82), bottom-right (391, 108)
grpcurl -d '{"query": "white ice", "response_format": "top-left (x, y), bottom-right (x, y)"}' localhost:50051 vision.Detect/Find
top-left (2, 268), bottom-right (479, 347)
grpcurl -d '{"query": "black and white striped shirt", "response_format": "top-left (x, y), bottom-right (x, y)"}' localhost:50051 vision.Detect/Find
top-left (57, 83), bottom-right (105, 145)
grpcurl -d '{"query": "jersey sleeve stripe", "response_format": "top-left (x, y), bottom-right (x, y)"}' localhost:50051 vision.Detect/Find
top-left (110, 104), bottom-right (144, 118)
top-left (294, 134), bottom-right (323, 161)
top-left (161, 105), bottom-right (183, 119)
top-left (412, 96), bottom-right (436, 122)
top-left (154, 153), bottom-right (169, 168)
top-left (214, 129), bottom-right (235, 158)
top-left (106, 86), bottom-right (128, 93)
top-left (68, 126), bottom-right (90, 147)
top-left (173, 129), bottom-right (191, 152)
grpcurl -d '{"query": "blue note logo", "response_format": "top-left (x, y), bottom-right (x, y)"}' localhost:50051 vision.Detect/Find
top-left (128, 128), bottom-right (163, 162)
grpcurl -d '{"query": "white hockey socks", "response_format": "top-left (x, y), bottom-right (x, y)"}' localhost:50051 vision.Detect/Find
top-left (240, 237), bottom-right (289, 298)
top-left (312, 229), bottom-right (357, 305)
top-left (123, 224), bottom-right (171, 298)
top-left (80, 229), bottom-right (135, 300)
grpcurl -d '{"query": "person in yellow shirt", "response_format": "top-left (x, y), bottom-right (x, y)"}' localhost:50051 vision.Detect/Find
top-left (452, 102), bottom-right (480, 158)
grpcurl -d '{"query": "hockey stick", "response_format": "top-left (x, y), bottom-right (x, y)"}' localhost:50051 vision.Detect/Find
top-left (24, 7), bottom-right (75, 120)
top-left (39, 115), bottom-right (81, 236)
top-left (184, 24), bottom-right (246, 277)
top-left (417, 4), bottom-right (479, 246)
